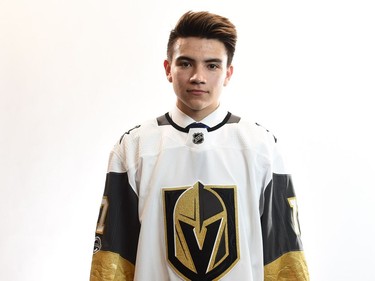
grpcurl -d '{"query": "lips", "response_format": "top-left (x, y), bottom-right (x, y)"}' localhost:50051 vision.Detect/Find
top-left (187, 89), bottom-right (208, 94)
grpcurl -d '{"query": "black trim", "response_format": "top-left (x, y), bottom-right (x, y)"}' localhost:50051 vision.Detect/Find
top-left (156, 114), bottom-right (170, 126)
top-left (208, 112), bottom-right (239, 132)
top-left (119, 125), bottom-right (141, 144)
top-left (255, 122), bottom-right (277, 143)
top-left (227, 113), bottom-right (241, 124)
top-left (157, 112), bottom-right (241, 133)
top-left (165, 113), bottom-right (189, 133)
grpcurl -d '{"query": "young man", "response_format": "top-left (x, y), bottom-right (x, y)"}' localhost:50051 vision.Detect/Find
top-left (90, 11), bottom-right (309, 281)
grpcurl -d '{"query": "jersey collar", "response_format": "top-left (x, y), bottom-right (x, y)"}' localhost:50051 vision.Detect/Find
top-left (169, 105), bottom-right (229, 129)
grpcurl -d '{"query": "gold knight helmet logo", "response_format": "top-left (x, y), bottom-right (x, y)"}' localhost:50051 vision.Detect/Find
top-left (163, 182), bottom-right (239, 280)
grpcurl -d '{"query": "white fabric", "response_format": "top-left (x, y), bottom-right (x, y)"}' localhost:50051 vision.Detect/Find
top-left (107, 107), bottom-right (285, 281)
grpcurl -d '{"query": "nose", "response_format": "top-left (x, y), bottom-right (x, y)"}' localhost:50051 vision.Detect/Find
top-left (189, 66), bottom-right (206, 84)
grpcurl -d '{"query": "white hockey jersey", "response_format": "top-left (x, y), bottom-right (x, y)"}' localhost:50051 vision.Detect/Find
top-left (90, 106), bottom-right (309, 281)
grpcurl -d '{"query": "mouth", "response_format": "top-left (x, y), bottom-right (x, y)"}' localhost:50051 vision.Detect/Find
top-left (187, 89), bottom-right (208, 95)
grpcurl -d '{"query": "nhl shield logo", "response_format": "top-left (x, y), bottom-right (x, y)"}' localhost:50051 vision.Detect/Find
top-left (163, 182), bottom-right (240, 280)
top-left (192, 132), bottom-right (204, 144)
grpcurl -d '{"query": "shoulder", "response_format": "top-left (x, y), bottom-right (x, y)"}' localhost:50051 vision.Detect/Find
top-left (254, 122), bottom-right (278, 144)
top-left (110, 118), bottom-right (161, 167)
top-left (117, 118), bottom-right (159, 145)
top-left (241, 119), bottom-right (290, 172)
top-left (235, 116), bottom-right (278, 146)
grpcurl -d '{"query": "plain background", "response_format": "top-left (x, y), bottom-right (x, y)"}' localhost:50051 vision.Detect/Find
top-left (1, 0), bottom-right (374, 280)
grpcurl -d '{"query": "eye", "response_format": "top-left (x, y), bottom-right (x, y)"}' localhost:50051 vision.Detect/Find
top-left (179, 61), bottom-right (192, 68)
top-left (207, 63), bottom-right (219, 70)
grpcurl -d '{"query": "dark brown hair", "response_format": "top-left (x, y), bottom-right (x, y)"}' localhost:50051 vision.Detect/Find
top-left (167, 11), bottom-right (237, 66)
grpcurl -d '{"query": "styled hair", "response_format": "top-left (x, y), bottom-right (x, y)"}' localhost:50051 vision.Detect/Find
top-left (167, 11), bottom-right (237, 66)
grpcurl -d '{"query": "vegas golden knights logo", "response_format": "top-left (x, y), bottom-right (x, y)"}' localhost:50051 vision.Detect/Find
top-left (163, 182), bottom-right (239, 280)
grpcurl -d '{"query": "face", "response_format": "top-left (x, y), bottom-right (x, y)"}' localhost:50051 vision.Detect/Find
top-left (164, 37), bottom-right (233, 120)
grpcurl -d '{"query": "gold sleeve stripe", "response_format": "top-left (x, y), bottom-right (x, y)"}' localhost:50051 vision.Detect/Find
top-left (90, 251), bottom-right (135, 281)
top-left (264, 251), bottom-right (309, 281)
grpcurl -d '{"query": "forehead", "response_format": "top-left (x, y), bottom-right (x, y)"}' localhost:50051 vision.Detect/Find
top-left (171, 37), bottom-right (228, 61)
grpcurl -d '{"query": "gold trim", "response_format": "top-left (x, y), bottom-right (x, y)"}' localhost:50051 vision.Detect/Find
top-left (264, 251), bottom-right (309, 281)
top-left (96, 196), bottom-right (109, 235)
top-left (90, 251), bottom-right (135, 281)
top-left (287, 197), bottom-right (301, 236)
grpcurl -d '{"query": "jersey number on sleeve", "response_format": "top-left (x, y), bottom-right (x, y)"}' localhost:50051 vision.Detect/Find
top-left (287, 197), bottom-right (301, 236)
top-left (96, 196), bottom-right (109, 234)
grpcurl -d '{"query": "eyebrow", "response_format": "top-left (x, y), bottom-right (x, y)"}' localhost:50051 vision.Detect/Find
top-left (176, 56), bottom-right (223, 64)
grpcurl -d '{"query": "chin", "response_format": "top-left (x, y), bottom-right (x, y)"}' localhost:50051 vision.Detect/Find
top-left (178, 98), bottom-right (215, 114)
top-left (188, 104), bottom-right (209, 112)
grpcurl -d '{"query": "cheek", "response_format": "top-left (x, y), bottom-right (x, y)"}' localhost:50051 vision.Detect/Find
top-left (171, 73), bottom-right (183, 90)
top-left (212, 74), bottom-right (228, 87)
top-left (173, 71), bottom-right (188, 84)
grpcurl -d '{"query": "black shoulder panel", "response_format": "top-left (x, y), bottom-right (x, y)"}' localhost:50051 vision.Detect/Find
top-left (157, 114), bottom-right (170, 126)
top-left (227, 113), bottom-right (241, 124)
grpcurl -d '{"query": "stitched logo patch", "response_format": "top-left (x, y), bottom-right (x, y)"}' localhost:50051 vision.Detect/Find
top-left (163, 182), bottom-right (240, 280)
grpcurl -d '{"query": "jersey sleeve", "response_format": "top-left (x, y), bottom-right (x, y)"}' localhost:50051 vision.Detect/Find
top-left (260, 141), bottom-right (309, 280)
top-left (90, 148), bottom-right (140, 281)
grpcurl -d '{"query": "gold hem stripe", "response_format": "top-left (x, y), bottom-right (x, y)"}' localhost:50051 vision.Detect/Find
top-left (90, 251), bottom-right (135, 281)
top-left (264, 251), bottom-right (309, 281)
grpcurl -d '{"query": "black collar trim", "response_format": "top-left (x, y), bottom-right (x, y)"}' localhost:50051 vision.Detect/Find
top-left (157, 112), bottom-right (241, 133)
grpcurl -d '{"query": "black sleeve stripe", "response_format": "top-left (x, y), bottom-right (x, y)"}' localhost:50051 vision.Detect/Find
top-left (261, 173), bottom-right (304, 265)
top-left (97, 172), bottom-right (140, 264)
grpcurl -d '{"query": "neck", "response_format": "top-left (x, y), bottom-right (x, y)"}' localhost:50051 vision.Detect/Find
top-left (176, 103), bottom-right (219, 121)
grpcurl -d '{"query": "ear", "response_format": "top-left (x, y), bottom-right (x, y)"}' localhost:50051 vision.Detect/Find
top-left (163, 60), bottom-right (173, 83)
top-left (224, 65), bottom-right (234, 86)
